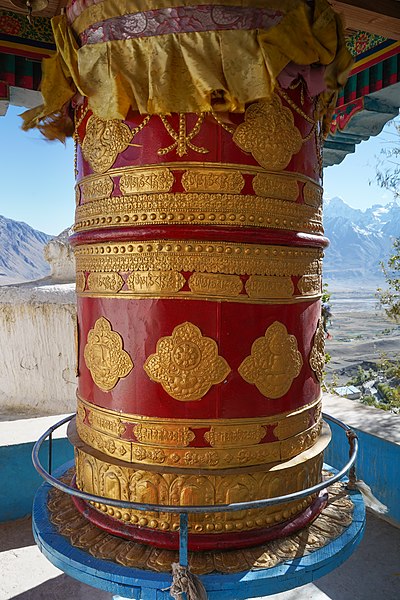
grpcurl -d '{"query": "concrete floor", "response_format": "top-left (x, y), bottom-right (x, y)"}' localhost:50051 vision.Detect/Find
top-left (0, 513), bottom-right (399, 600)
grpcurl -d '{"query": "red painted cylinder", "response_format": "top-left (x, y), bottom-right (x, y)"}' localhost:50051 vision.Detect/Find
top-left (70, 83), bottom-right (329, 549)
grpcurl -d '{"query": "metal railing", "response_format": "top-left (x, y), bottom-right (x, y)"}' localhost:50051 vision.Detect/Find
top-left (32, 413), bottom-right (358, 580)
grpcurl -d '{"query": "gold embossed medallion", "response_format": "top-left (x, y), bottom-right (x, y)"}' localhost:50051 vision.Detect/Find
top-left (233, 96), bottom-right (302, 170)
top-left (309, 319), bottom-right (325, 382)
top-left (144, 322), bottom-right (230, 401)
top-left (81, 116), bottom-right (133, 173)
top-left (239, 322), bottom-right (303, 398)
top-left (84, 317), bottom-right (133, 391)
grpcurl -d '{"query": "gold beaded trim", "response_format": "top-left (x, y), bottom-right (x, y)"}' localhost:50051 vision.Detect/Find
top-left (74, 192), bottom-right (322, 234)
top-left (74, 240), bottom-right (323, 280)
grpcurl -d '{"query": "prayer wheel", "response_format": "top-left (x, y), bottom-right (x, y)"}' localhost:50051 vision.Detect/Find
top-left (23, 0), bottom-right (352, 551)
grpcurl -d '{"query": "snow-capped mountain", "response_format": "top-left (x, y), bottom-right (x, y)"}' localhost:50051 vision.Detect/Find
top-left (323, 197), bottom-right (400, 285)
top-left (0, 216), bottom-right (52, 285)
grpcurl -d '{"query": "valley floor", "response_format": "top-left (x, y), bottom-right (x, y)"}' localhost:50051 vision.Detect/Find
top-left (324, 288), bottom-right (400, 388)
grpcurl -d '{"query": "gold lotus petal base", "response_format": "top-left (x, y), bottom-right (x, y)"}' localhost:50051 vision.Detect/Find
top-left (48, 470), bottom-right (353, 575)
top-left (72, 425), bottom-right (331, 535)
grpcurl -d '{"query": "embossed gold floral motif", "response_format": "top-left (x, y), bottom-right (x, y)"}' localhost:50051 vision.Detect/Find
top-left (144, 322), bottom-right (230, 401)
top-left (79, 176), bottom-right (114, 202)
top-left (245, 276), bottom-right (294, 299)
top-left (252, 173), bottom-right (299, 201)
top-left (81, 116), bottom-right (133, 173)
top-left (127, 271), bottom-right (185, 294)
top-left (119, 168), bottom-right (174, 195)
top-left (298, 274), bottom-right (321, 296)
top-left (84, 317), bottom-right (133, 391)
top-left (188, 273), bottom-right (243, 297)
top-left (75, 271), bottom-right (86, 293)
top-left (233, 95), bottom-right (303, 170)
top-left (239, 322), bottom-right (303, 398)
top-left (309, 320), bottom-right (325, 382)
top-left (181, 169), bottom-right (244, 193)
top-left (48, 472), bottom-right (353, 574)
top-left (87, 272), bottom-right (124, 294)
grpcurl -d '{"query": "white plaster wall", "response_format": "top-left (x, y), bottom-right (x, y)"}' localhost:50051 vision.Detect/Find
top-left (0, 281), bottom-right (77, 416)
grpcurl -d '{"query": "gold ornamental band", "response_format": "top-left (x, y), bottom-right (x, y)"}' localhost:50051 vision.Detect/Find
top-left (76, 163), bottom-right (322, 205)
top-left (76, 271), bottom-right (322, 303)
top-left (74, 417), bottom-right (323, 468)
top-left (77, 394), bottom-right (322, 466)
top-left (74, 191), bottom-right (322, 235)
top-left (74, 240), bottom-right (323, 277)
top-left (74, 429), bottom-right (329, 534)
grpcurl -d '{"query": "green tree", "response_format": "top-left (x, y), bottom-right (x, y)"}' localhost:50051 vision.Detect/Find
top-left (374, 120), bottom-right (400, 323)
top-left (377, 238), bottom-right (400, 323)
top-left (374, 119), bottom-right (400, 199)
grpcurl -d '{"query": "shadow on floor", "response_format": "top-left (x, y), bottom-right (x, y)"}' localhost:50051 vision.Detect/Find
top-left (10, 575), bottom-right (110, 600)
top-left (0, 517), bottom-right (36, 553)
top-left (315, 513), bottom-right (400, 600)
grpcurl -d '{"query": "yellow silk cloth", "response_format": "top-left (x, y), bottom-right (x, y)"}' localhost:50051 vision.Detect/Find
top-left (22, 0), bottom-right (352, 138)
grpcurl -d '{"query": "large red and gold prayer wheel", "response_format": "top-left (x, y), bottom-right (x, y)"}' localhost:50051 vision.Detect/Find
top-left (70, 91), bottom-right (329, 549)
top-left (27, 0), bottom-right (352, 552)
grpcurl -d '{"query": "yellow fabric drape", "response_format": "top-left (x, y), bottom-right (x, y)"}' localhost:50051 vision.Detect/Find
top-left (22, 0), bottom-right (353, 139)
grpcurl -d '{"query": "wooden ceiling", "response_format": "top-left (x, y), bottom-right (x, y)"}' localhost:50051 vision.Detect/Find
top-left (0, 0), bottom-right (399, 40)
top-left (332, 1), bottom-right (400, 40)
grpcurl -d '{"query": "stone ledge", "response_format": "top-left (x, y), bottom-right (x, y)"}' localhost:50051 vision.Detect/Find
top-left (323, 392), bottom-right (400, 445)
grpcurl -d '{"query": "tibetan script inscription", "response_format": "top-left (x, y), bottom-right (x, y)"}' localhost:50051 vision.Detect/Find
top-left (127, 271), bottom-right (185, 294)
top-left (204, 425), bottom-right (266, 448)
top-left (245, 276), bottom-right (294, 299)
top-left (252, 173), bottom-right (298, 201)
top-left (80, 176), bottom-right (114, 202)
top-left (188, 273), bottom-right (243, 297)
top-left (119, 168), bottom-right (174, 195)
top-left (87, 272), bottom-right (124, 294)
top-left (298, 274), bottom-right (321, 296)
top-left (181, 169), bottom-right (244, 194)
top-left (134, 424), bottom-right (195, 447)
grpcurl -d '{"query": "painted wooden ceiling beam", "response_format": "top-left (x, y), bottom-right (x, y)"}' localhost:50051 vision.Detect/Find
top-left (331, 1), bottom-right (400, 40)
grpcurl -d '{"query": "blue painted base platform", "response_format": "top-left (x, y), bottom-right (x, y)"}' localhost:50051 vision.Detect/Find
top-left (32, 461), bottom-right (365, 600)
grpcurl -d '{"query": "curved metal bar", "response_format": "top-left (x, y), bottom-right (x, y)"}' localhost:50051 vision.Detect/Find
top-left (32, 413), bottom-right (358, 515)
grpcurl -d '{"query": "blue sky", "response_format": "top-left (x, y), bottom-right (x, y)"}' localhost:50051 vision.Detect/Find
top-left (0, 104), bottom-right (398, 235)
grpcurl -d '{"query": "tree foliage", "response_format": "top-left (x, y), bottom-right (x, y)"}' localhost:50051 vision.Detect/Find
top-left (375, 119), bottom-right (400, 322)
top-left (377, 238), bottom-right (400, 323)
top-left (375, 120), bottom-right (400, 199)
